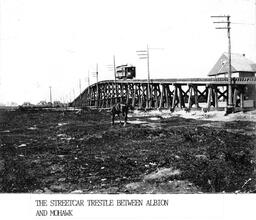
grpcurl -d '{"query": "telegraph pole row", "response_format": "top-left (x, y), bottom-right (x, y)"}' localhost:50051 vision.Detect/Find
top-left (211, 15), bottom-right (233, 112)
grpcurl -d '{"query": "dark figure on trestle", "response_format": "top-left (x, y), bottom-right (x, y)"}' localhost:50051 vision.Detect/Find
top-left (111, 103), bottom-right (129, 126)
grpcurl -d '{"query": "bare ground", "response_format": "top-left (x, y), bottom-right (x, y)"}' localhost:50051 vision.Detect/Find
top-left (0, 108), bottom-right (256, 193)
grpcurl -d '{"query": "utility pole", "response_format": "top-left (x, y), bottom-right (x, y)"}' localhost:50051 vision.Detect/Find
top-left (136, 45), bottom-right (151, 108)
top-left (49, 86), bottom-right (52, 104)
top-left (136, 45), bottom-right (163, 109)
top-left (255, 0), bottom-right (256, 61)
top-left (106, 55), bottom-right (117, 101)
top-left (211, 15), bottom-right (233, 111)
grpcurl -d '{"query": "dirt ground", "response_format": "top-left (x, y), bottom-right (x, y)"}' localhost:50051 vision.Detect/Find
top-left (0, 107), bottom-right (256, 193)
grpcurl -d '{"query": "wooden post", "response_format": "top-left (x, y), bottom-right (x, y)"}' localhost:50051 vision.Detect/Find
top-left (194, 86), bottom-right (199, 109)
top-left (177, 86), bottom-right (182, 109)
top-left (149, 84), bottom-right (152, 108)
top-left (125, 84), bottom-right (129, 105)
top-left (120, 84), bottom-right (124, 103)
top-left (103, 84), bottom-right (106, 108)
top-left (180, 86), bottom-right (186, 108)
top-left (240, 88), bottom-right (244, 109)
top-left (159, 84), bottom-right (164, 109)
top-left (132, 84), bottom-right (136, 108)
top-left (207, 86), bottom-right (213, 111)
top-left (139, 84), bottom-right (143, 109)
top-left (114, 83), bottom-right (117, 104)
top-left (213, 87), bottom-right (218, 110)
top-left (172, 85), bottom-right (177, 110)
top-left (143, 84), bottom-right (147, 109)
top-left (188, 85), bottom-right (193, 109)
top-left (165, 85), bottom-right (170, 108)
top-left (154, 85), bottom-right (159, 109)
top-left (233, 87), bottom-right (238, 108)
top-left (146, 83), bottom-right (149, 109)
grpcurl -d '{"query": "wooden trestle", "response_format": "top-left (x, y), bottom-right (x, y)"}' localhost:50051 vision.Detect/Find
top-left (72, 77), bottom-right (256, 111)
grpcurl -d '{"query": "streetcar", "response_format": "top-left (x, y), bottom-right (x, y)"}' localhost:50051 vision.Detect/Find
top-left (115, 64), bottom-right (136, 80)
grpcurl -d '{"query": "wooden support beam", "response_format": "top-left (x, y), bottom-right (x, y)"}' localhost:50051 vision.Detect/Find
top-left (139, 84), bottom-right (143, 109)
top-left (107, 84), bottom-right (110, 106)
top-left (125, 84), bottom-right (129, 105)
top-left (165, 85), bottom-right (170, 108)
top-left (154, 84), bottom-right (160, 108)
top-left (197, 88), bottom-right (207, 102)
top-left (207, 86), bottom-right (213, 111)
top-left (120, 84), bottom-right (124, 103)
top-left (213, 87), bottom-right (218, 110)
top-left (114, 83), bottom-right (117, 104)
top-left (146, 84), bottom-right (149, 109)
top-left (148, 84), bottom-right (152, 108)
top-left (132, 84), bottom-right (136, 108)
top-left (240, 89), bottom-right (244, 109)
top-left (159, 84), bottom-right (164, 109)
top-left (193, 86), bottom-right (199, 109)
top-left (178, 86), bottom-right (185, 109)
top-left (233, 87), bottom-right (239, 107)
top-left (172, 85), bottom-right (178, 110)
top-left (188, 85), bottom-right (193, 109)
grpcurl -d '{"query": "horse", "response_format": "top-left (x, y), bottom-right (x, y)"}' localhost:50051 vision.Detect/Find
top-left (111, 103), bottom-right (129, 126)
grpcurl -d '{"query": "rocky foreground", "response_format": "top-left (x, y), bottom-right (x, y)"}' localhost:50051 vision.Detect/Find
top-left (0, 108), bottom-right (256, 193)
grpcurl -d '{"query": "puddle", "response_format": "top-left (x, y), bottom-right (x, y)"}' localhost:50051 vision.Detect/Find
top-left (129, 120), bottom-right (148, 124)
top-left (27, 126), bottom-right (37, 130)
top-left (149, 117), bottom-right (161, 121)
top-left (57, 122), bottom-right (68, 127)
top-left (17, 144), bottom-right (27, 148)
top-left (0, 130), bottom-right (10, 133)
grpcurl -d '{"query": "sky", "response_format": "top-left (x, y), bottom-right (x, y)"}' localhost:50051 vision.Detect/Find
top-left (0, 0), bottom-right (255, 105)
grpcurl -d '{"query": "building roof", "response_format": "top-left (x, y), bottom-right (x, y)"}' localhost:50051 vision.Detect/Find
top-left (208, 53), bottom-right (256, 76)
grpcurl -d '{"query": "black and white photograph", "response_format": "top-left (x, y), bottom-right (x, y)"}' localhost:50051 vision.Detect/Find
top-left (0, 0), bottom-right (256, 219)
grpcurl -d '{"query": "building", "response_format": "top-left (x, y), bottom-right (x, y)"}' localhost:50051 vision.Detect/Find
top-left (208, 52), bottom-right (256, 78)
top-left (208, 52), bottom-right (256, 108)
